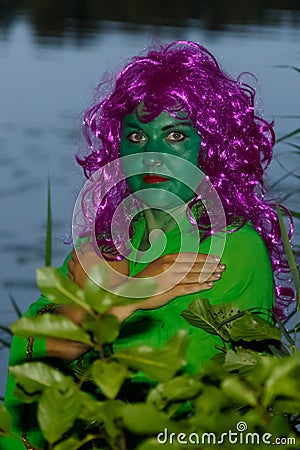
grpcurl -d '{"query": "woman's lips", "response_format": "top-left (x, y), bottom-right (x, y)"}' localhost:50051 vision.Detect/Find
top-left (143, 174), bottom-right (170, 184)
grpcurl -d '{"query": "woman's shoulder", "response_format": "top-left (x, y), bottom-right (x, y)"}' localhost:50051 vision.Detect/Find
top-left (225, 222), bottom-right (269, 256)
top-left (200, 221), bottom-right (272, 272)
top-left (226, 221), bottom-right (266, 245)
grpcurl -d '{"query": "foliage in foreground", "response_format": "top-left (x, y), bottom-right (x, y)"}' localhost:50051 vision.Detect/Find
top-left (0, 264), bottom-right (299, 450)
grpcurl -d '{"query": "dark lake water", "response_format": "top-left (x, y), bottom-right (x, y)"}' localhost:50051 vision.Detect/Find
top-left (0, 5), bottom-right (300, 397)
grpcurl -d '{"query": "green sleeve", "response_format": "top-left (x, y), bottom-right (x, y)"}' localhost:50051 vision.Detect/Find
top-left (1, 253), bottom-right (72, 450)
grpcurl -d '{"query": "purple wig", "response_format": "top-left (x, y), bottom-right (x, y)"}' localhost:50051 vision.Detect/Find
top-left (77, 40), bottom-right (293, 316)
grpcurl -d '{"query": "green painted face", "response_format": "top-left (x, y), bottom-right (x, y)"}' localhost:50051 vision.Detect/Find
top-left (120, 111), bottom-right (202, 208)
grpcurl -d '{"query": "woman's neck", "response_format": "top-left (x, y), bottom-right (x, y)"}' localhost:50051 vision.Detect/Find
top-left (144, 204), bottom-right (188, 235)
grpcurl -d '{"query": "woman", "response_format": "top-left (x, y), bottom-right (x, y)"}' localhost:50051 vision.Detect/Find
top-left (3, 41), bottom-right (287, 449)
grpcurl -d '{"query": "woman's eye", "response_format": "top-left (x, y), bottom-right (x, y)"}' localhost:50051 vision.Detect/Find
top-left (166, 131), bottom-right (186, 142)
top-left (128, 132), bottom-right (146, 143)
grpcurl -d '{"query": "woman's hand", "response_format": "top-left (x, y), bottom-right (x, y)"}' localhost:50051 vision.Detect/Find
top-left (68, 248), bottom-right (225, 318)
top-left (46, 246), bottom-right (129, 362)
top-left (136, 252), bottom-right (224, 284)
top-left (46, 304), bottom-right (91, 362)
top-left (67, 243), bottom-right (129, 289)
top-left (47, 251), bottom-right (225, 361)
top-left (116, 252), bottom-right (226, 313)
top-left (67, 243), bottom-right (103, 289)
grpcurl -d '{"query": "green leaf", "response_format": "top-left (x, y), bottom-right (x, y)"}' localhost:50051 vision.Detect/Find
top-left (36, 267), bottom-right (93, 314)
top-left (80, 399), bottom-right (124, 439)
top-left (163, 330), bottom-right (189, 360)
top-left (148, 375), bottom-right (202, 410)
top-left (100, 400), bottom-right (124, 439)
top-left (9, 362), bottom-right (71, 400)
top-left (38, 379), bottom-right (82, 444)
top-left (96, 314), bottom-right (120, 344)
top-left (181, 298), bottom-right (220, 335)
top-left (53, 437), bottom-right (82, 450)
top-left (91, 360), bottom-right (128, 399)
top-left (85, 265), bottom-right (158, 314)
top-left (194, 384), bottom-right (229, 417)
top-left (113, 276), bottom-right (157, 303)
top-left (79, 397), bottom-right (105, 422)
top-left (224, 349), bottom-right (264, 373)
top-left (137, 438), bottom-right (184, 450)
top-left (80, 400), bottom-right (124, 439)
top-left (221, 376), bottom-right (257, 406)
top-left (267, 414), bottom-right (299, 440)
top-left (10, 314), bottom-right (94, 346)
top-left (246, 355), bottom-right (276, 387)
top-left (273, 398), bottom-right (300, 416)
top-left (83, 314), bottom-right (120, 345)
top-left (113, 330), bottom-right (188, 382)
top-left (181, 299), bottom-right (240, 341)
top-left (262, 353), bottom-right (300, 407)
top-left (229, 312), bottom-right (281, 342)
top-left (121, 404), bottom-right (170, 434)
top-left (54, 435), bottom-right (107, 450)
top-left (84, 264), bottom-right (157, 315)
top-left (0, 403), bottom-right (12, 436)
top-left (83, 264), bottom-right (114, 314)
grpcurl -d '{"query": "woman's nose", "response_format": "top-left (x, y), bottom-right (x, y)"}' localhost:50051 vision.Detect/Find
top-left (142, 152), bottom-right (164, 167)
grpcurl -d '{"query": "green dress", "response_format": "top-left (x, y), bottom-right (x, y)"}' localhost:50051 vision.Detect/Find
top-left (1, 219), bottom-right (274, 449)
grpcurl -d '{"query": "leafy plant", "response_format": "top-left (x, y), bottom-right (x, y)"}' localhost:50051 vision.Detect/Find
top-left (0, 260), bottom-right (299, 449)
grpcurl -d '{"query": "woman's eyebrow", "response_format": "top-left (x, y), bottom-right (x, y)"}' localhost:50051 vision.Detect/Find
top-left (162, 121), bottom-right (193, 131)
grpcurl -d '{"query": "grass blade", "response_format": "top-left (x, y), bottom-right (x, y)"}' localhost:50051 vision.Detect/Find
top-left (7, 292), bottom-right (22, 318)
top-left (286, 142), bottom-right (300, 151)
top-left (269, 171), bottom-right (294, 189)
top-left (45, 177), bottom-right (52, 267)
top-left (274, 64), bottom-right (300, 74)
top-left (288, 210), bottom-right (300, 220)
top-left (0, 337), bottom-right (11, 348)
top-left (276, 127), bottom-right (300, 143)
top-left (0, 325), bottom-right (12, 335)
top-left (272, 313), bottom-right (295, 349)
top-left (276, 205), bottom-right (300, 311)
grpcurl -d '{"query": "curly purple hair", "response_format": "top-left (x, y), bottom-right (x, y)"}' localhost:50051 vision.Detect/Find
top-left (77, 40), bottom-right (293, 317)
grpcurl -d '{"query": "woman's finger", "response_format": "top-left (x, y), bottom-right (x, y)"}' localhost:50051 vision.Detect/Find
top-left (179, 270), bottom-right (223, 284)
top-left (174, 281), bottom-right (214, 296)
top-left (174, 262), bottom-right (225, 275)
top-left (177, 252), bottom-right (221, 263)
top-left (67, 259), bottom-right (75, 273)
top-left (70, 249), bottom-right (78, 263)
top-left (162, 253), bottom-right (220, 264)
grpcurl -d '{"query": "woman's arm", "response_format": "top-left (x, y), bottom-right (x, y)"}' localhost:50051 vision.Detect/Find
top-left (48, 246), bottom-right (225, 363)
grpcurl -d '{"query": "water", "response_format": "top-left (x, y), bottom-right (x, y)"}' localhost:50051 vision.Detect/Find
top-left (0, 8), bottom-right (300, 397)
